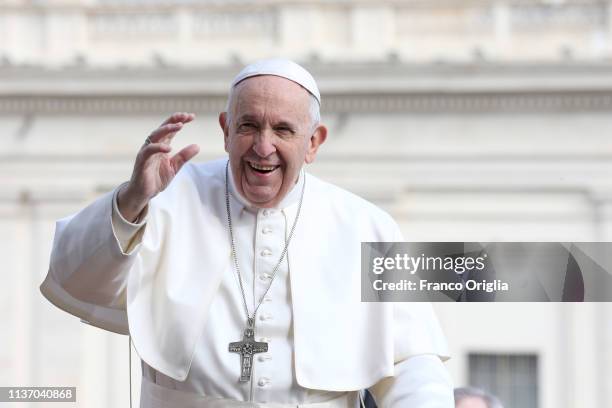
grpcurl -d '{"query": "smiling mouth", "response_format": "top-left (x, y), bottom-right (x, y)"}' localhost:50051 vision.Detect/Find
top-left (247, 161), bottom-right (280, 174)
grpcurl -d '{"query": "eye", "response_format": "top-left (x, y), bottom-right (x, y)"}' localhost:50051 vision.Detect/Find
top-left (238, 122), bottom-right (257, 132)
top-left (274, 126), bottom-right (295, 136)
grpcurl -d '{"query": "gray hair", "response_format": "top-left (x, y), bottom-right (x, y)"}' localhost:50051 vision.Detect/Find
top-left (224, 81), bottom-right (320, 133)
top-left (454, 387), bottom-right (504, 408)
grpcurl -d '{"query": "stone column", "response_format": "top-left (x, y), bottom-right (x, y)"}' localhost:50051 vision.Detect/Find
top-left (350, 5), bottom-right (395, 59)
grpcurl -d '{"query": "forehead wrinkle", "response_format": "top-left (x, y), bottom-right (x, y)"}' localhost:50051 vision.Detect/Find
top-left (232, 76), bottom-right (311, 128)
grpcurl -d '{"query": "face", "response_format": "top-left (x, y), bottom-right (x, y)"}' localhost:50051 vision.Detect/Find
top-left (456, 397), bottom-right (488, 408)
top-left (219, 75), bottom-right (327, 208)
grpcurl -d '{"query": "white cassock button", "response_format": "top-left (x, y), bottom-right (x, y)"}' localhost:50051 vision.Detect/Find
top-left (259, 273), bottom-right (272, 281)
top-left (259, 314), bottom-right (272, 321)
top-left (259, 337), bottom-right (270, 343)
top-left (262, 227), bottom-right (272, 234)
top-left (262, 209), bottom-right (272, 217)
top-left (263, 296), bottom-right (272, 302)
top-left (261, 249), bottom-right (272, 257)
top-left (258, 377), bottom-right (270, 387)
top-left (258, 355), bottom-right (266, 362)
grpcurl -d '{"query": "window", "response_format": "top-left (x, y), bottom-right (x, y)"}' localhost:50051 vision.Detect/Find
top-left (468, 353), bottom-right (538, 408)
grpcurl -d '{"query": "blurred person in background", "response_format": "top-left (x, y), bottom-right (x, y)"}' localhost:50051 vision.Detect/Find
top-left (454, 387), bottom-right (504, 408)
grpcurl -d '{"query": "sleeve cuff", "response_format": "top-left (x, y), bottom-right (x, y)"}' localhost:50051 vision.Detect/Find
top-left (369, 354), bottom-right (454, 407)
top-left (111, 182), bottom-right (148, 254)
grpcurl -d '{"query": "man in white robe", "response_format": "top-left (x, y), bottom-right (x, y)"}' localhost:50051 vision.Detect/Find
top-left (41, 58), bottom-right (454, 407)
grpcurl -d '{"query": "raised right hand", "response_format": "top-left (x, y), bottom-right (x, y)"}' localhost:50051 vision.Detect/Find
top-left (117, 112), bottom-right (200, 222)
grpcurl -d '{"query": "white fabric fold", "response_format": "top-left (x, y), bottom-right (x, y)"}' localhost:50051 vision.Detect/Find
top-left (370, 355), bottom-right (454, 407)
top-left (112, 182), bottom-right (148, 254)
top-left (140, 376), bottom-right (358, 408)
top-left (41, 158), bottom-right (451, 402)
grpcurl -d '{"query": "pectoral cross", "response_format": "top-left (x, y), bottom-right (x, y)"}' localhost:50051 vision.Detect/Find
top-left (229, 318), bottom-right (268, 382)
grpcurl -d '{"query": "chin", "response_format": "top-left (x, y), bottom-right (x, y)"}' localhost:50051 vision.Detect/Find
top-left (244, 189), bottom-right (279, 206)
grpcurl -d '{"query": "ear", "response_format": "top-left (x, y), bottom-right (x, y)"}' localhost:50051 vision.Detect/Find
top-left (219, 112), bottom-right (230, 153)
top-left (304, 124), bottom-right (327, 164)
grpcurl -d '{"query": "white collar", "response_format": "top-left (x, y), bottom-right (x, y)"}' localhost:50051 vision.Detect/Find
top-left (227, 161), bottom-right (305, 212)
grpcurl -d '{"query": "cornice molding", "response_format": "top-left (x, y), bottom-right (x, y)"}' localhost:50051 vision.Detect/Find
top-left (1, 63), bottom-right (612, 114)
top-left (1, 92), bottom-right (611, 115)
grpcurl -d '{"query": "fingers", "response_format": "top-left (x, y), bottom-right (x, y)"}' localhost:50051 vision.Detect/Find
top-left (147, 122), bottom-right (183, 144)
top-left (160, 112), bottom-right (196, 127)
top-left (170, 144), bottom-right (200, 172)
top-left (138, 142), bottom-right (172, 163)
top-left (148, 112), bottom-right (196, 145)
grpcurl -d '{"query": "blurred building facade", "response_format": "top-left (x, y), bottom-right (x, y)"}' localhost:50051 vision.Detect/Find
top-left (1, 1), bottom-right (612, 407)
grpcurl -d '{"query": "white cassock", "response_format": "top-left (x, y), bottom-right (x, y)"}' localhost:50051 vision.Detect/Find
top-left (41, 158), bottom-right (454, 408)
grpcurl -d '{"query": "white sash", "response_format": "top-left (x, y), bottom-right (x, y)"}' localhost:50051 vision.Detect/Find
top-left (140, 376), bottom-right (359, 408)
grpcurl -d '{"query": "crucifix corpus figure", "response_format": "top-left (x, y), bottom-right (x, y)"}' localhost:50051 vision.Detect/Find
top-left (41, 58), bottom-right (454, 407)
top-left (229, 318), bottom-right (268, 382)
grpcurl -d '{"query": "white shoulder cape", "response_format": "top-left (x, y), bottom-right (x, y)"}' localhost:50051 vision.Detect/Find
top-left (41, 158), bottom-right (449, 391)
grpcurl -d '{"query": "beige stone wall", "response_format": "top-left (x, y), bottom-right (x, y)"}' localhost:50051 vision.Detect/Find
top-left (0, 0), bottom-right (611, 66)
top-left (1, 1), bottom-right (611, 407)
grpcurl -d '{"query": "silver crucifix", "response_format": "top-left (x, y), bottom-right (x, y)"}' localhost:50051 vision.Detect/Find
top-left (229, 319), bottom-right (268, 382)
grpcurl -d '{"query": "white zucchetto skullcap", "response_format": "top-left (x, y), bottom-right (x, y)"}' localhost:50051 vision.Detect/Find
top-left (230, 58), bottom-right (321, 106)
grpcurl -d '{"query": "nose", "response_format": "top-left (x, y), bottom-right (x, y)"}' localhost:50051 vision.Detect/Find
top-left (252, 128), bottom-right (276, 158)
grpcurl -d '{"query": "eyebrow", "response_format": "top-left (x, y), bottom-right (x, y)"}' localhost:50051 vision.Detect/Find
top-left (274, 121), bottom-right (297, 130)
top-left (237, 115), bottom-right (297, 130)
top-left (236, 114), bottom-right (259, 123)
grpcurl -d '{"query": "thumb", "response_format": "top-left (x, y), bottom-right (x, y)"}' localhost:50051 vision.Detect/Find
top-left (170, 144), bottom-right (200, 173)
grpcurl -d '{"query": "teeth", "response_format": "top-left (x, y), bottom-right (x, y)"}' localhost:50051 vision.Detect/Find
top-left (249, 162), bottom-right (277, 171)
